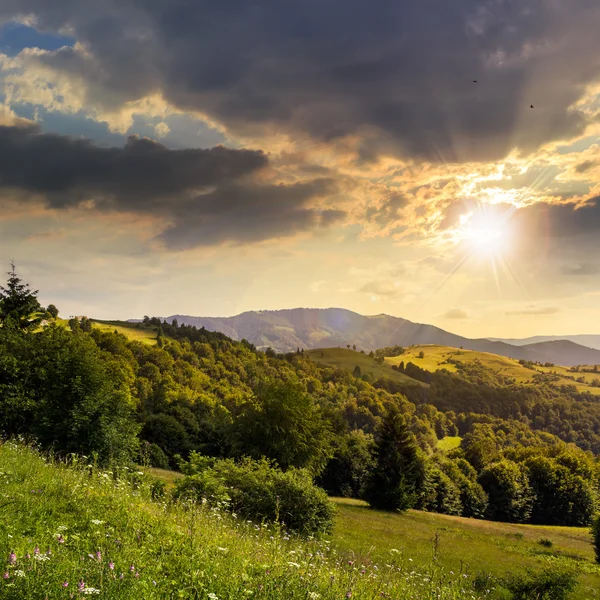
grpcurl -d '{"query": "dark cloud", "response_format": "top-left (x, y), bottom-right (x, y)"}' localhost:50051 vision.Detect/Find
top-left (443, 308), bottom-right (469, 319)
top-left (0, 123), bottom-right (343, 247)
top-left (2, 0), bottom-right (600, 162)
top-left (575, 160), bottom-right (598, 174)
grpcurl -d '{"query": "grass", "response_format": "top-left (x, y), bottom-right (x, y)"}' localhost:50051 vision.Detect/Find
top-left (437, 436), bottom-right (462, 452)
top-left (0, 441), bottom-right (489, 599)
top-left (332, 499), bottom-right (600, 600)
top-left (91, 320), bottom-right (159, 345)
top-left (385, 345), bottom-right (600, 396)
top-left (305, 347), bottom-right (426, 387)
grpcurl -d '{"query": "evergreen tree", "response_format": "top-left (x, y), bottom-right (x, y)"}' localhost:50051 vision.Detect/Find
top-left (352, 365), bottom-right (362, 378)
top-left (363, 405), bottom-right (425, 511)
top-left (0, 263), bottom-right (42, 330)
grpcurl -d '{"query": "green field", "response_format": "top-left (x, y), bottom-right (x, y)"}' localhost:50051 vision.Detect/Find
top-left (385, 345), bottom-right (600, 395)
top-left (437, 436), bottom-right (462, 451)
top-left (333, 499), bottom-right (600, 600)
top-left (305, 347), bottom-right (426, 387)
top-left (91, 319), bottom-right (159, 345)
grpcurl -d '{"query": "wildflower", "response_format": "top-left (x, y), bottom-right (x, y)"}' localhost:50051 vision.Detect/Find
top-left (119, 573), bottom-right (124, 580)
top-left (108, 562), bottom-right (114, 570)
top-left (14, 571), bottom-right (25, 578)
top-left (308, 593), bottom-right (320, 599)
top-left (25, 553), bottom-right (30, 560)
top-left (62, 581), bottom-right (69, 588)
top-left (346, 593), bottom-right (352, 598)
top-left (8, 553), bottom-right (16, 565)
top-left (57, 535), bottom-right (65, 544)
top-left (91, 520), bottom-right (104, 526)
top-left (287, 562), bottom-right (300, 568)
top-left (33, 546), bottom-right (40, 555)
top-left (208, 594), bottom-right (219, 600)
top-left (78, 580), bottom-right (85, 591)
top-left (82, 588), bottom-right (101, 595)
top-left (2, 573), bottom-right (9, 580)
top-left (95, 551), bottom-right (102, 561)
top-left (135, 572), bottom-right (139, 578)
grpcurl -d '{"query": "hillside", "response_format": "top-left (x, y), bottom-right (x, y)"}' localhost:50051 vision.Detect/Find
top-left (3, 442), bottom-right (598, 599)
top-left (386, 344), bottom-right (600, 396)
top-left (152, 308), bottom-right (600, 366)
top-left (305, 347), bottom-right (427, 388)
top-left (490, 334), bottom-right (600, 352)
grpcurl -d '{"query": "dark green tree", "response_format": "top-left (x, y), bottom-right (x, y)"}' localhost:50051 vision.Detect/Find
top-left (352, 364), bottom-right (362, 378)
top-left (234, 382), bottom-right (333, 474)
top-left (0, 263), bottom-right (42, 330)
top-left (478, 460), bottom-right (534, 523)
top-left (46, 304), bottom-right (59, 319)
top-left (363, 405), bottom-right (425, 511)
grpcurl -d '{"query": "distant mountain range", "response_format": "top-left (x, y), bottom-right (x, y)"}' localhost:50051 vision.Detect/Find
top-left (488, 335), bottom-right (600, 351)
top-left (140, 308), bottom-right (600, 367)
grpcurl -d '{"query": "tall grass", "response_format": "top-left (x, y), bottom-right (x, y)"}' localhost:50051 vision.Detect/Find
top-left (0, 441), bottom-right (486, 599)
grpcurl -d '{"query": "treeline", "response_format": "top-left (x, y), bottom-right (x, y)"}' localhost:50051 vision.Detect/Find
top-left (383, 359), bottom-right (600, 453)
top-left (1, 266), bottom-right (600, 528)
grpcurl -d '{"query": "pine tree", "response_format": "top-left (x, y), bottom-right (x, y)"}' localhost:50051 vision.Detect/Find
top-left (0, 263), bottom-right (42, 330)
top-left (363, 405), bottom-right (425, 511)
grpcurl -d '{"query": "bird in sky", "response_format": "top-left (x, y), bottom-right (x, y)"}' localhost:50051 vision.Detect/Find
top-left (530, 104), bottom-right (534, 108)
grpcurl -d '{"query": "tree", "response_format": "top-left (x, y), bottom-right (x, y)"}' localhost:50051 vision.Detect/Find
top-left (352, 365), bottom-right (362, 378)
top-left (363, 405), bottom-right (425, 511)
top-left (80, 316), bottom-right (93, 333)
top-left (46, 304), bottom-right (59, 319)
top-left (0, 263), bottom-right (42, 330)
top-left (592, 514), bottom-right (600, 563)
top-left (478, 460), bottom-right (534, 523)
top-left (233, 382), bottom-right (333, 475)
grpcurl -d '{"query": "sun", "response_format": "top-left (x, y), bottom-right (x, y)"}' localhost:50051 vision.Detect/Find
top-left (461, 213), bottom-right (510, 256)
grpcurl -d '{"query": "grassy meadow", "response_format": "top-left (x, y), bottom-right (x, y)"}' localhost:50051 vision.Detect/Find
top-left (0, 441), bottom-right (490, 600)
top-left (384, 345), bottom-right (600, 395)
top-left (305, 347), bottom-right (426, 387)
top-left (333, 499), bottom-right (600, 600)
top-left (90, 320), bottom-right (160, 345)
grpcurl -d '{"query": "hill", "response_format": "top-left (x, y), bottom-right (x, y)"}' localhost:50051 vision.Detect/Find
top-left (3, 442), bottom-right (598, 600)
top-left (490, 334), bottom-right (600, 351)
top-left (151, 308), bottom-right (600, 366)
top-left (386, 344), bottom-right (600, 396)
top-left (305, 347), bottom-right (427, 388)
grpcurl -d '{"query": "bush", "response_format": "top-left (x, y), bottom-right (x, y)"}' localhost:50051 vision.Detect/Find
top-left (502, 567), bottom-right (577, 600)
top-left (592, 514), bottom-right (600, 563)
top-left (538, 538), bottom-right (553, 548)
top-left (175, 453), bottom-right (335, 535)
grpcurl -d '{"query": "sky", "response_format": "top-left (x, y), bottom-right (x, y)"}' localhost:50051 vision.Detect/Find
top-left (1, 1), bottom-right (600, 338)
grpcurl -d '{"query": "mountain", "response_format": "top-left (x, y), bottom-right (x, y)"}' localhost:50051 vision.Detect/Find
top-left (145, 308), bottom-right (600, 367)
top-left (488, 334), bottom-right (600, 351)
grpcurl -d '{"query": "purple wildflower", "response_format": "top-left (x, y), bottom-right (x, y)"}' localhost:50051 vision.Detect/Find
top-left (129, 564), bottom-right (135, 572)
top-left (57, 535), bottom-right (65, 544)
top-left (108, 562), bottom-right (115, 570)
top-left (62, 581), bottom-right (69, 588)
top-left (8, 553), bottom-right (16, 565)
top-left (78, 580), bottom-right (85, 591)
top-left (33, 546), bottom-right (40, 555)
top-left (2, 573), bottom-right (9, 580)
top-left (119, 573), bottom-right (124, 580)
top-left (96, 551), bottom-right (102, 561)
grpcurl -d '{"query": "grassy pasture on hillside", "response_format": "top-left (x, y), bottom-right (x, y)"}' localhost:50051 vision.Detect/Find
top-left (91, 320), bottom-right (159, 345)
top-left (386, 345), bottom-right (600, 395)
top-left (0, 442), bottom-right (487, 599)
top-left (306, 347), bottom-right (426, 387)
top-left (333, 499), bottom-right (600, 600)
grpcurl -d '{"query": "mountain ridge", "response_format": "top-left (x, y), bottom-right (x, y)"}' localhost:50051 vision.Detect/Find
top-left (133, 307), bottom-right (600, 367)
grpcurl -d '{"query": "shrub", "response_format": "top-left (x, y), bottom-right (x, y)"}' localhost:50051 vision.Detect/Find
top-left (592, 514), bottom-right (600, 563)
top-left (175, 453), bottom-right (335, 535)
top-left (538, 538), bottom-right (553, 548)
top-left (502, 567), bottom-right (577, 600)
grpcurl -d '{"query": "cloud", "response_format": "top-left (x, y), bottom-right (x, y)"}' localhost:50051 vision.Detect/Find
top-left (443, 308), bottom-right (469, 319)
top-left (359, 280), bottom-right (403, 298)
top-left (0, 123), bottom-right (344, 247)
top-left (505, 306), bottom-right (561, 316)
top-left (2, 0), bottom-right (600, 162)
top-left (560, 263), bottom-right (600, 276)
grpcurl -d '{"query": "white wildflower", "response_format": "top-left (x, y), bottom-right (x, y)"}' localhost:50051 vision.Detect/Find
top-left (287, 562), bottom-right (300, 568)
top-left (82, 588), bottom-right (101, 595)
top-left (91, 519), bottom-right (104, 526)
top-left (208, 594), bottom-right (219, 600)
top-left (308, 593), bottom-right (320, 599)
top-left (14, 570), bottom-right (25, 577)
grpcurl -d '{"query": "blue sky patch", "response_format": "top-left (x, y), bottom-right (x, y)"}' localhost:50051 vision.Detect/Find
top-left (0, 22), bottom-right (75, 56)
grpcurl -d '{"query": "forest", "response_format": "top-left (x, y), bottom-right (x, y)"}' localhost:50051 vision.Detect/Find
top-left (1, 266), bottom-right (600, 531)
